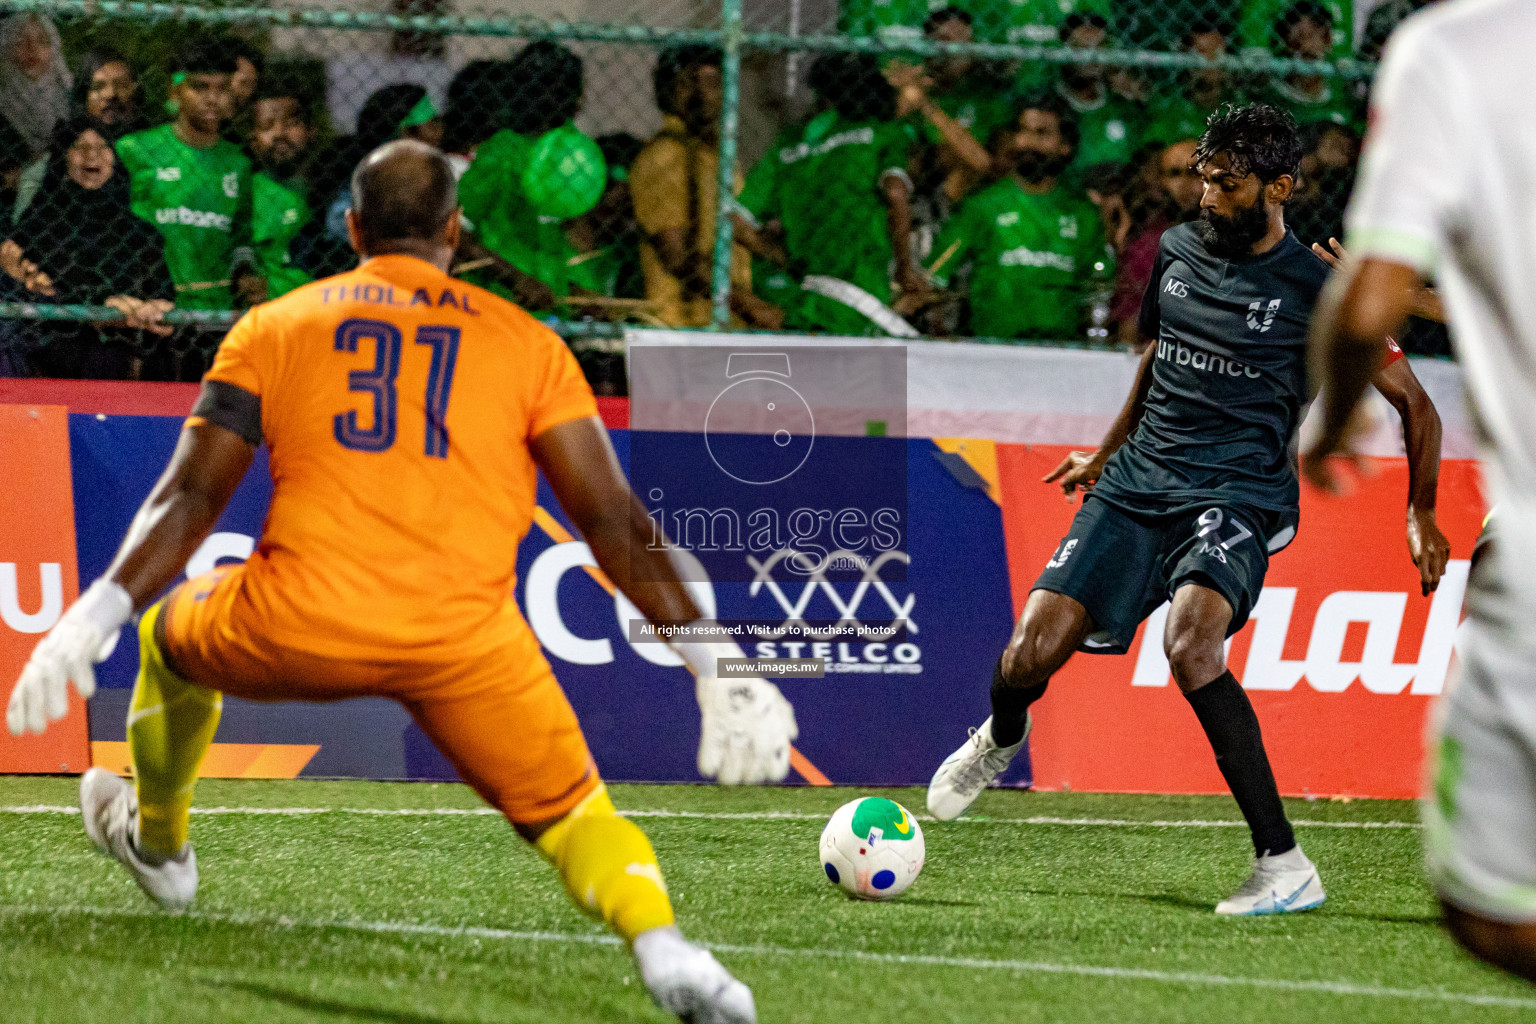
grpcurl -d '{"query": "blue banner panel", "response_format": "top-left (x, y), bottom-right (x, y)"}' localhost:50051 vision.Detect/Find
top-left (70, 413), bottom-right (1024, 786)
top-left (70, 413), bottom-right (273, 693)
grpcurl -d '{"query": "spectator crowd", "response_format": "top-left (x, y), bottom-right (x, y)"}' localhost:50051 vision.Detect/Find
top-left (0, 0), bottom-right (1445, 384)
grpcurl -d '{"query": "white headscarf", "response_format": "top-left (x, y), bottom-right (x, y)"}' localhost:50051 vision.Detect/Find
top-left (0, 14), bottom-right (72, 159)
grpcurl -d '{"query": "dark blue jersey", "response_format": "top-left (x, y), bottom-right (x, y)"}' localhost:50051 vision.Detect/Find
top-left (1092, 223), bottom-right (1327, 530)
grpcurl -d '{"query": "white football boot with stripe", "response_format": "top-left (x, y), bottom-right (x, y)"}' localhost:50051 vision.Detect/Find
top-left (634, 925), bottom-right (756, 1024)
top-left (79, 766), bottom-right (198, 913)
top-left (926, 715), bottom-right (1028, 821)
top-left (1215, 844), bottom-right (1325, 916)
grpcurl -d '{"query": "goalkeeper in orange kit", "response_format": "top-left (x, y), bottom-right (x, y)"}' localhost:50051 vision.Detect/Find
top-left (6, 140), bottom-right (795, 1024)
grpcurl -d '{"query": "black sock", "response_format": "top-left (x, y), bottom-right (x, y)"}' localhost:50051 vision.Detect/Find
top-left (1183, 670), bottom-right (1295, 857)
top-left (989, 657), bottom-right (1046, 747)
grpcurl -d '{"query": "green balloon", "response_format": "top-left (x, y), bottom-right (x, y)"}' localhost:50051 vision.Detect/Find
top-left (521, 126), bottom-right (607, 220)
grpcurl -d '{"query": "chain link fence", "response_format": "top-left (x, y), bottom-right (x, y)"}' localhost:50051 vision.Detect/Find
top-left (0, 0), bottom-right (1436, 388)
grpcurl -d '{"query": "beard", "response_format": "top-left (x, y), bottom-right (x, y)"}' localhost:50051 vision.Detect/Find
top-left (682, 93), bottom-right (719, 139)
top-left (260, 147), bottom-right (304, 180)
top-left (95, 100), bottom-right (127, 125)
top-left (1195, 198), bottom-right (1270, 258)
top-left (1015, 149), bottom-right (1070, 184)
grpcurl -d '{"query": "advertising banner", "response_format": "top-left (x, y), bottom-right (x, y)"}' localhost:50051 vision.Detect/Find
top-left (997, 443), bottom-right (1487, 799)
top-left (0, 404), bottom-right (89, 773)
top-left (523, 432), bottom-right (1018, 787)
top-left (63, 404), bottom-right (1017, 787)
top-left (1, 369), bottom-right (1488, 798)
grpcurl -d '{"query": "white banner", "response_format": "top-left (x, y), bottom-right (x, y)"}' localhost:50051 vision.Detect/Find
top-left (625, 329), bottom-right (1475, 456)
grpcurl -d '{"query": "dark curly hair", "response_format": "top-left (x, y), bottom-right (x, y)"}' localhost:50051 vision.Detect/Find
top-left (653, 44), bottom-right (722, 117)
top-left (1194, 103), bottom-right (1302, 185)
top-left (809, 53), bottom-right (896, 122)
top-left (505, 41), bottom-right (584, 136)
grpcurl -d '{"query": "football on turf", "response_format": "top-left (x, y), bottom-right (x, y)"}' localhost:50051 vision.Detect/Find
top-left (819, 797), bottom-right (925, 900)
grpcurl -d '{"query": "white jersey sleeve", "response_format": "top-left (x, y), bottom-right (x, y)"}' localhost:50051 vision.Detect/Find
top-left (1344, 23), bottom-right (1471, 275)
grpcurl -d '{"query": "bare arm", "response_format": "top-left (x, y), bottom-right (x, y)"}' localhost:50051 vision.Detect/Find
top-left (107, 421), bottom-right (256, 608)
top-left (730, 213), bottom-right (790, 268)
top-left (6, 383), bottom-right (257, 735)
top-left (532, 414), bottom-right (799, 785)
top-left (455, 235), bottom-right (556, 311)
top-left (1044, 339), bottom-right (1158, 496)
top-left (884, 63), bottom-right (990, 175)
top-left (1304, 256), bottom-right (1424, 491)
top-left (913, 95), bottom-right (992, 175)
top-left (648, 225), bottom-right (783, 327)
top-left (1410, 287), bottom-right (1446, 323)
top-left (1373, 357), bottom-right (1442, 513)
top-left (1313, 237), bottom-right (1444, 322)
top-left (1372, 356), bottom-right (1450, 594)
top-left (882, 175), bottom-right (921, 295)
top-left (530, 415), bottom-right (704, 625)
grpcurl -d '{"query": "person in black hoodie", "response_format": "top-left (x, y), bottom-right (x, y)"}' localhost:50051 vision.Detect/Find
top-left (297, 83), bottom-right (441, 279)
top-left (0, 115), bottom-right (174, 378)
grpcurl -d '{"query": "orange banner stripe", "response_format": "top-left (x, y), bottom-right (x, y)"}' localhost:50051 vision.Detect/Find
top-left (790, 747), bottom-right (832, 786)
top-left (91, 741), bottom-right (319, 780)
top-left (533, 506), bottom-right (615, 594)
top-left (933, 437), bottom-right (1001, 504)
top-left (532, 508), bottom-right (834, 787)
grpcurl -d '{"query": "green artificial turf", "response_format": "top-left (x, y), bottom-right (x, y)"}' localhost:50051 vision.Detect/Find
top-left (0, 776), bottom-right (1530, 1023)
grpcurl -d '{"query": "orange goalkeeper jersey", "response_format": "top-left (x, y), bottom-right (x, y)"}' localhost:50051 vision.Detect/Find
top-left (200, 253), bottom-right (597, 659)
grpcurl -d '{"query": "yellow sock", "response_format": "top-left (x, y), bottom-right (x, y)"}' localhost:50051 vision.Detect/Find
top-left (127, 602), bottom-right (221, 856)
top-left (535, 785), bottom-right (676, 942)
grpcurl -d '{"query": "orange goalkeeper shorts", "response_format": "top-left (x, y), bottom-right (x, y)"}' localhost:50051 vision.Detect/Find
top-left (158, 565), bottom-right (600, 826)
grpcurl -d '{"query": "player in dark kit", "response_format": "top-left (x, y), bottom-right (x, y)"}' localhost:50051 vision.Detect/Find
top-left (927, 104), bottom-right (1450, 914)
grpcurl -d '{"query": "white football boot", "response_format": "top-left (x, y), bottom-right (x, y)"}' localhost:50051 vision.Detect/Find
top-left (79, 766), bottom-right (198, 913)
top-left (633, 926), bottom-right (756, 1024)
top-left (926, 714), bottom-right (1028, 821)
top-left (1215, 844), bottom-right (1325, 916)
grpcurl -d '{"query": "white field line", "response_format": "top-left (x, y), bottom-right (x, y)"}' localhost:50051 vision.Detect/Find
top-left (0, 902), bottom-right (1528, 1010)
top-left (0, 804), bottom-right (1423, 829)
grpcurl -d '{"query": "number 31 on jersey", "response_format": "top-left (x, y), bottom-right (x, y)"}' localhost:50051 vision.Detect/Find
top-left (332, 316), bottom-right (460, 459)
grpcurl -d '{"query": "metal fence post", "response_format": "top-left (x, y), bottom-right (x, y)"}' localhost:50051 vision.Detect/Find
top-left (709, 0), bottom-right (742, 330)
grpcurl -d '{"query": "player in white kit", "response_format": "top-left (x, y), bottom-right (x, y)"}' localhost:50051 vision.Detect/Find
top-left (1306, 0), bottom-right (1536, 981)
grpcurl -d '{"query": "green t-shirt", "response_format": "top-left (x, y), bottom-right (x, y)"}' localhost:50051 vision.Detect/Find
top-left (740, 109), bottom-right (911, 309)
top-left (930, 177), bottom-right (1109, 339)
top-left (1239, 0), bottom-right (1353, 57)
top-left (252, 171), bottom-right (311, 300)
top-left (838, 0), bottom-right (938, 45)
top-left (1264, 79), bottom-right (1364, 133)
top-left (998, 0), bottom-right (1117, 92)
top-left (927, 71), bottom-right (1017, 150)
top-left (1144, 94), bottom-right (1222, 146)
top-left (458, 128), bottom-right (581, 304)
top-left (115, 123), bottom-right (254, 311)
top-left (1062, 90), bottom-right (1146, 171)
top-left (566, 239), bottom-right (644, 299)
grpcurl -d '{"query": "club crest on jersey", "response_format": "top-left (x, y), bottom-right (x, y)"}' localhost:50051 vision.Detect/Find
top-left (1047, 538), bottom-right (1077, 569)
top-left (1247, 298), bottom-right (1281, 332)
top-left (222, 172), bottom-right (240, 199)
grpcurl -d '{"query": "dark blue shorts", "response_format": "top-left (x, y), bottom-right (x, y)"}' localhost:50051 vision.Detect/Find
top-left (1031, 495), bottom-right (1279, 655)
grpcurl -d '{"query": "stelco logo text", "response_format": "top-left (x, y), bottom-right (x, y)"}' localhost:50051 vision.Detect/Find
top-left (523, 542), bottom-right (922, 674)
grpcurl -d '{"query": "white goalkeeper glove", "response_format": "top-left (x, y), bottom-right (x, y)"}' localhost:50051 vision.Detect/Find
top-left (6, 579), bottom-right (132, 737)
top-left (676, 640), bottom-right (799, 786)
